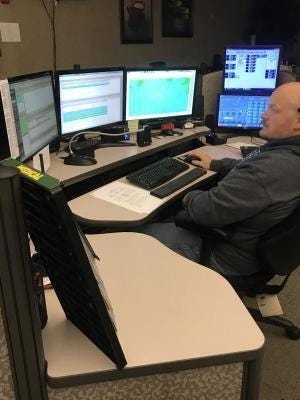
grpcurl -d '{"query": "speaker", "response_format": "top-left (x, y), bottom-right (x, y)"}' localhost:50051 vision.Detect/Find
top-left (137, 126), bottom-right (152, 147)
top-left (49, 137), bottom-right (61, 153)
top-left (192, 94), bottom-right (204, 120)
top-left (204, 114), bottom-right (216, 131)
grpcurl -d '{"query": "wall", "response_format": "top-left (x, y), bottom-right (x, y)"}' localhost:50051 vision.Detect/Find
top-left (0, 0), bottom-right (251, 78)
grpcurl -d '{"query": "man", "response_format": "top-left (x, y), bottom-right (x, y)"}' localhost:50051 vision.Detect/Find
top-left (137, 82), bottom-right (300, 276)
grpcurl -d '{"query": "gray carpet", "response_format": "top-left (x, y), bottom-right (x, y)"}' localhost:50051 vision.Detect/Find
top-left (250, 268), bottom-right (300, 400)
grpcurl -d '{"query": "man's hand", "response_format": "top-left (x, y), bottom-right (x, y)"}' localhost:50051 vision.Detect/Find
top-left (188, 149), bottom-right (213, 170)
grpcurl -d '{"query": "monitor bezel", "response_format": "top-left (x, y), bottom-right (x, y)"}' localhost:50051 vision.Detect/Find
top-left (215, 92), bottom-right (271, 133)
top-left (222, 44), bottom-right (282, 93)
top-left (7, 70), bottom-right (59, 162)
top-left (125, 66), bottom-right (198, 124)
top-left (55, 67), bottom-right (125, 139)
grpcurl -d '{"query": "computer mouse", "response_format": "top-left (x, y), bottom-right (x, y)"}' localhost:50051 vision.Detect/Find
top-left (178, 154), bottom-right (200, 165)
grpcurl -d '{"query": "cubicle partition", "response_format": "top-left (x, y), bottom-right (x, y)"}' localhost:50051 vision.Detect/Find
top-left (0, 167), bottom-right (48, 400)
top-left (0, 305), bottom-right (15, 400)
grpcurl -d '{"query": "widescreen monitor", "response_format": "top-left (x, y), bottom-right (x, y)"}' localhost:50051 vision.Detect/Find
top-left (223, 45), bottom-right (281, 91)
top-left (0, 96), bottom-right (11, 161)
top-left (125, 68), bottom-right (197, 122)
top-left (56, 68), bottom-right (124, 138)
top-left (216, 93), bottom-right (270, 131)
top-left (8, 71), bottom-right (58, 162)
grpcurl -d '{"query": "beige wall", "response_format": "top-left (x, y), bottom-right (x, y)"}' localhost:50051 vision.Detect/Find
top-left (0, 0), bottom-right (251, 78)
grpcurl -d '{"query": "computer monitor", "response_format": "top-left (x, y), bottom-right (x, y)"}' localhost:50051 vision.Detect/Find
top-left (216, 93), bottom-right (270, 132)
top-left (56, 68), bottom-right (124, 139)
top-left (8, 71), bottom-right (58, 162)
top-left (223, 45), bottom-right (281, 91)
top-left (0, 96), bottom-right (11, 161)
top-left (125, 68), bottom-right (197, 123)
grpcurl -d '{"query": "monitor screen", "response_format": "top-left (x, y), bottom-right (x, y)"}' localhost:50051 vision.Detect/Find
top-left (125, 68), bottom-right (197, 121)
top-left (223, 45), bottom-right (281, 91)
top-left (217, 93), bottom-right (270, 130)
top-left (56, 68), bottom-right (124, 137)
top-left (8, 71), bottom-right (58, 162)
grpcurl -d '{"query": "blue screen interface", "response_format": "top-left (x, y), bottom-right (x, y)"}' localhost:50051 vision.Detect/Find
top-left (217, 94), bottom-right (270, 129)
top-left (125, 69), bottom-right (196, 121)
top-left (224, 47), bottom-right (280, 91)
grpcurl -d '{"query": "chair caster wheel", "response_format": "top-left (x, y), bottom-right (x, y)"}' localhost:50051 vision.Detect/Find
top-left (285, 326), bottom-right (300, 340)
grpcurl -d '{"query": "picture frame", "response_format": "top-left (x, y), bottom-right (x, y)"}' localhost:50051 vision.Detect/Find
top-left (120, 0), bottom-right (153, 44)
top-left (162, 0), bottom-right (193, 37)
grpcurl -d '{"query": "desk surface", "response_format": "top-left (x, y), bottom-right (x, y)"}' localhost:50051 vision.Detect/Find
top-left (68, 136), bottom-right (256, 226)
top-left (47, 128), bottom-right (209, 187)
top-left (42, 232), bottom-right (264, 386)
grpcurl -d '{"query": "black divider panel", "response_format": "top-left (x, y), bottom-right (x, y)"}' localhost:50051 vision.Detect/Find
top-left (21, 175), bottom-right (127, 369)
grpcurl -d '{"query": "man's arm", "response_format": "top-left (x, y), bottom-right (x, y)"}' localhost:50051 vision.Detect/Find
top-left (183, 161), bottom-right (271, 227)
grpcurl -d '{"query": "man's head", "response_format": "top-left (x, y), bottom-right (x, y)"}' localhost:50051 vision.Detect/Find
top-left (260, 82), bottom-right (300, 140)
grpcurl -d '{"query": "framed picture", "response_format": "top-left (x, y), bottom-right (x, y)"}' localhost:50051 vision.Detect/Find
top-left (120, 0), bottom-right (153, 44)
top-left (162, 0), bottom-right (193, 37)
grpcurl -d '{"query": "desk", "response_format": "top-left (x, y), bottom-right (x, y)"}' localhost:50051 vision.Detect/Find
top-left (68, 136), bottom-right (254, 228)
top-left (69, 169), bottom-right (216, 228)
top-left (47, 127), bottom-right (209, 199)
top-left (43, 232), bottom-right (264, 399)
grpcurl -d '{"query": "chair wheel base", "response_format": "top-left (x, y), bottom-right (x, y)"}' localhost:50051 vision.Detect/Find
top-left (285, 326), bottom-right (300, 340)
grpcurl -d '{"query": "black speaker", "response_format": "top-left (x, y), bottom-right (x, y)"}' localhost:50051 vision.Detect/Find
top-left (49, 137), bottom-right (61, 153)
top-left (204, 114), bottom-right (216, 131)
top-left (137, 126), bottom-right (152, 147)
top-left (192, 94), bottom-right (204, 120)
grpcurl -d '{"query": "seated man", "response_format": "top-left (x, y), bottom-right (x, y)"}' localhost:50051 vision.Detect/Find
top-left (136, 82), bottom-right (300, 276)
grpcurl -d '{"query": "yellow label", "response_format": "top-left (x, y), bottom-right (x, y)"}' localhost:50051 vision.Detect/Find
top-left (17, 165), bottom-right (43, 181)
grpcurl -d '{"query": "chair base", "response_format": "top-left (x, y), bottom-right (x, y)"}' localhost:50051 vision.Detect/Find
top-left (247, 307), bottom-right (300, 340)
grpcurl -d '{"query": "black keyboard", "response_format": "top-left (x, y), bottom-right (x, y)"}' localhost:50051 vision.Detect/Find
top-left (150, 168), bottom-right (206, 198)
top-left (126, 156), bottom-right (189, 190)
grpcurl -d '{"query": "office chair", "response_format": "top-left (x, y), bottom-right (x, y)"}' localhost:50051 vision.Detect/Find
top-left (175, 207), bottom-right (300, 340)
top-left (278, 69), bottom-right (297, 85)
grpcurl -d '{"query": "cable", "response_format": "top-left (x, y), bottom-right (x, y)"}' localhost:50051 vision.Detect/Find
top-left (41, 0), bottom-right (52, 21)
top-left (52, 2), bottom-right (57, 72)
top-left (40, 0), bottom-right (57, 72)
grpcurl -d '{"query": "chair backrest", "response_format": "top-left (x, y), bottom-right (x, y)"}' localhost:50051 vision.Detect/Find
top-left (258, 205), bottom-right (300, 276)
top-left (1, 158), bottom-right (126, 369)
top-left (278, 69), bottom-right (297, 85)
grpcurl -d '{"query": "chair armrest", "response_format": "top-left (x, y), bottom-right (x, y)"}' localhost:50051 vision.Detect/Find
top-left (175, 209), bottom-right (230, 240)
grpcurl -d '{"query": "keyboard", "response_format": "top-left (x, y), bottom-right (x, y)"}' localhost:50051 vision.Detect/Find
top-left (126, 156), bottom-right (189, 190)
top-left (150, 168), bottom-right (206, 198)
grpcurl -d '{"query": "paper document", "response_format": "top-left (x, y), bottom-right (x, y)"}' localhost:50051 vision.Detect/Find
top-left (226, 141), bottom-right (258, 149)
top-left (92, 181), bottom-right (162, 214)
top-left (0, 23), bottom-right (21, 42)
top-left (0, 79), bottom-right (19, 158)
top-left (33, 145), bottom-right (51, 172)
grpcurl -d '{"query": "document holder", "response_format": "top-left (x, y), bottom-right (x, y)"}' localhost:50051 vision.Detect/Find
top-left (1, 158), bottom-right (127, 369)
